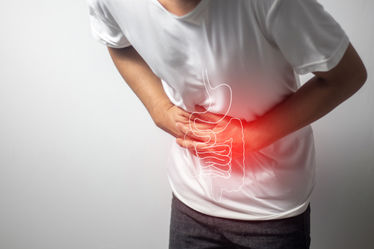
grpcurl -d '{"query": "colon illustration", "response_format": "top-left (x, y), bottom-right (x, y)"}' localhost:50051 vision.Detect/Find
top-left (181, 69), bottom-right (247, 202)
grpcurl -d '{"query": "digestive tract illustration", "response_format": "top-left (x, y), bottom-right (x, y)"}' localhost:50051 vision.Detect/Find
top-left (181, 69), bottom-right (247, 202)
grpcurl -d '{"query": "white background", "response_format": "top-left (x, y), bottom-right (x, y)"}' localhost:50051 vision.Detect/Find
top-left (0, 0), bottom-right (373, 248)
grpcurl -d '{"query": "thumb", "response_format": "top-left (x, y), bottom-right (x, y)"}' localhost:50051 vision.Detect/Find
top-left (193, 105), bottom-right (224, 123)
top-left (194, 104), bottom-right (207, 112)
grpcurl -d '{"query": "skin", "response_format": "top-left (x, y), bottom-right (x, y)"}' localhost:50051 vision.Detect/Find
top-left (107, 1), bottom-right (368, 158)
top-left (157, 0), bottom-right (203, 17)
top-left (177, 42), bottom-right (368, 156)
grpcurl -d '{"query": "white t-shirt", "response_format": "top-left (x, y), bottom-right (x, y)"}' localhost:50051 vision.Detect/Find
top-left (87, 0), bottom-right (350, 220)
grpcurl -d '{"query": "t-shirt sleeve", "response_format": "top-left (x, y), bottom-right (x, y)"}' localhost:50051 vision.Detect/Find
top-left (264, 0), bottom-right (350, 75)
top-left (87, 0), bottom-right (131, 48)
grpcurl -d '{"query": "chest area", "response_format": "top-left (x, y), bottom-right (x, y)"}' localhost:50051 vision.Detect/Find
top-left (131, 1), bottom-right (266, 74)
top-left (156, 0), bottom-right (202, 17)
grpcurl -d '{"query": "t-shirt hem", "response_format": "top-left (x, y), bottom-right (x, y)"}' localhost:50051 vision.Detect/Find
top-left (105, 43), bottom-right (132, 49)
top-left (167, 172), bottom-right (312, 221)
top-left (91, 28), bottom-right (132, 48)
top-left (294, 34), bottom-right (350, 75)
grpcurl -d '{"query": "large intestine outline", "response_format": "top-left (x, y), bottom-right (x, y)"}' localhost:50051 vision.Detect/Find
top-left (181, 68), bottom-right (247, 202)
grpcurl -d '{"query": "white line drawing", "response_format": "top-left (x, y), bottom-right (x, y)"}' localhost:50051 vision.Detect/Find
top-left (182, 68), bottom-right (246, 202)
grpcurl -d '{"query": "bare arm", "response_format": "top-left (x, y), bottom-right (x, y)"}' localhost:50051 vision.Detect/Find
top-left (246, 42), bottom-right (368, 150)
top-left (107, 46), bottom-right (191, 138)
top-left (176, 43), bottom-right (368, 155)
top-left (107, 46), bottom-right (172, 122)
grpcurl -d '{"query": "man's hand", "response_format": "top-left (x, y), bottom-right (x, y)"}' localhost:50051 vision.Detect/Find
top-left (153, 103), bottom-right (217, 139)
top-left (152, 103), bottom-right (190, 138)
top-left (176, 105), bottom-right (253, 165)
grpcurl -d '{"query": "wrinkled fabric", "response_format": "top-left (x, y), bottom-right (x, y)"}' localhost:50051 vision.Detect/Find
top-left (87, 0), bottom-right (349, 220)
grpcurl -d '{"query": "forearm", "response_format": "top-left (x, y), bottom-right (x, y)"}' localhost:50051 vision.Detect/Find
top-left (107, 46), bottom-right (173, 122)
top-left (247, 75), bottom-right (365, 151)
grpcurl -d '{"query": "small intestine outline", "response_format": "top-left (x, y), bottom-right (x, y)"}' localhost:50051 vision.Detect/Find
top-left (182, 68), bottom-right (246, 201)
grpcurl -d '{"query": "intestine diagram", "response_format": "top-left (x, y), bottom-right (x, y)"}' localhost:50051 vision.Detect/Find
top-left (181, 69), bottom-right (246, 202)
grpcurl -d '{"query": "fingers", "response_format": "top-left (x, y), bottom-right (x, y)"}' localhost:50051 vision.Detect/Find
top-left (174, 105), bottom-right (225, 126)
top-left (175, 108), bottom-right (193, 124)
top-left (190, 118), bottom-right (217, 131)
top-left (177, 123), bottom-right (214, 143)
top-left (178, 108), bottom-right (192, 119)
top-left (191, 105), bottom-right (226, 123)
top-left (191, 112), bottom-right (224, 124)
top-left (176, 137), bottom-right (230, 155)
top-left (176, 138), bottom-right (231, 164)
top-left (176, 137), bottom-right (206, 150)
top-left (197, 144), bottom-right (231, 156)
